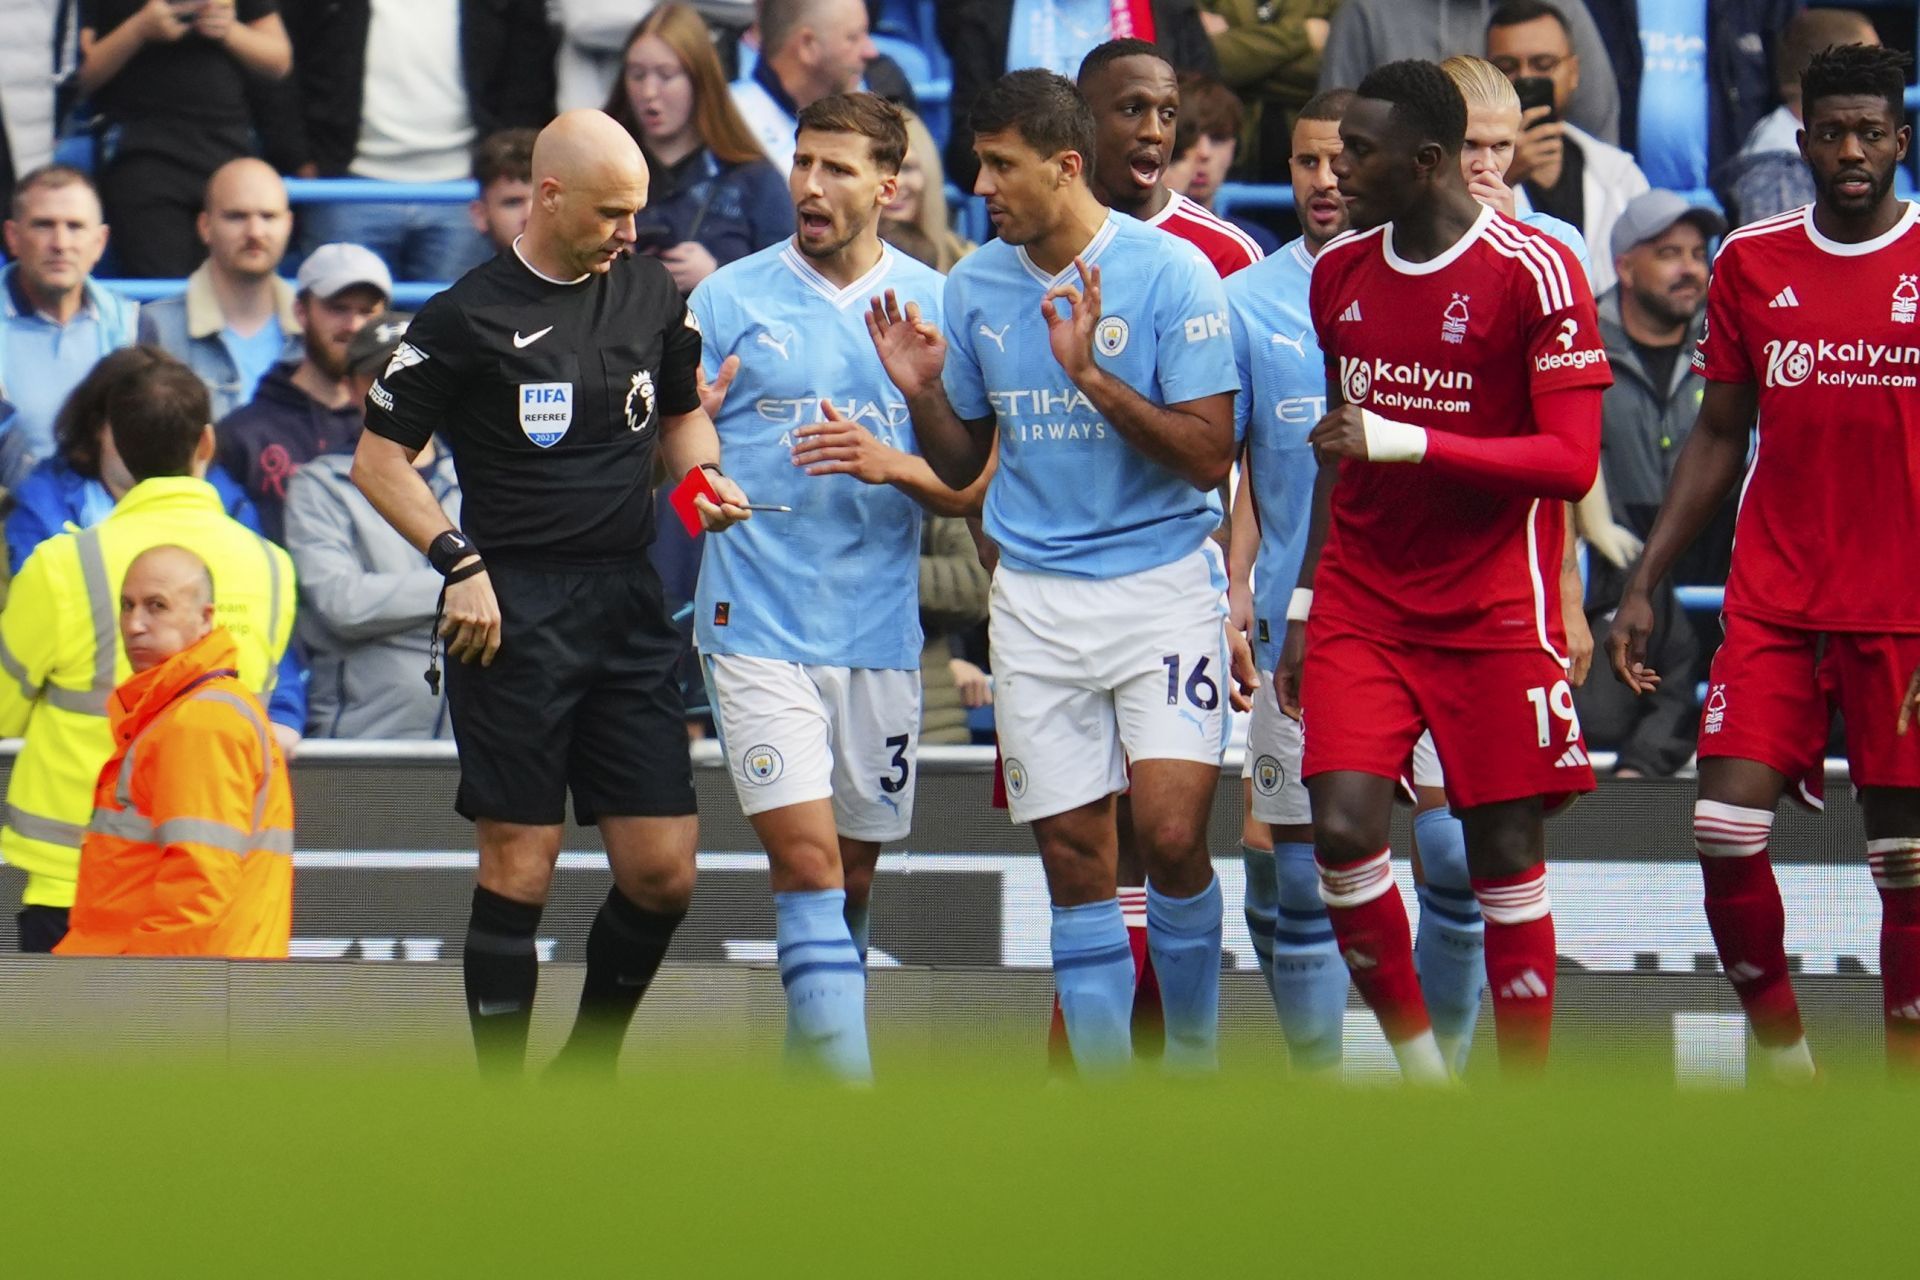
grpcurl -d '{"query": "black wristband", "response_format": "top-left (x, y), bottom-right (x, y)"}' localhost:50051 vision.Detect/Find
top-left (698, 462), bottom-right (724, 477)
top-left (427, 529), bottom-right (477, 576)
top-left (443, 557), bottom-right (488, 585)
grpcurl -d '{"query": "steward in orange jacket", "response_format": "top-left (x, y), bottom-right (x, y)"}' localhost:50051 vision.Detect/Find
top-left (57, 547), bottom-right (293, 958)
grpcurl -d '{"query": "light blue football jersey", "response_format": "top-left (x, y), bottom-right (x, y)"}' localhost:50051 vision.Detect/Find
top-left (941, 211), bottom-right (1238, 580)
top-left (691, 240), bottom-right (945, 669)
top-left (1226, 237), bottom-right (1324, 672)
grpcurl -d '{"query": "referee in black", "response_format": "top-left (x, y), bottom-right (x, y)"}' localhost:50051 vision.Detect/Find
top-left (353, 109), bottom-right (753, 1076)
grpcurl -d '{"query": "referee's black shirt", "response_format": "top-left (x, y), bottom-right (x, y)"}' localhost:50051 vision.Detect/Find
top-left (365, 242), bottom-right (702, 564)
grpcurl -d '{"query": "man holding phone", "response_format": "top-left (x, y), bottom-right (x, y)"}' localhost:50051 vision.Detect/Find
top-left (1486, 1), bottom-right (1647, 293)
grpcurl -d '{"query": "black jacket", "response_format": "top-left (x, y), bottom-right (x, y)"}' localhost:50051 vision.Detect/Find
top-left (270, 0), bottom-right (556, 175)
top-left (938, 0), bottom-right (1219, 188)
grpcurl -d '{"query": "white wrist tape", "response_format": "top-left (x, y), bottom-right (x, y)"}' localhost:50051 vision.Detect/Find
top-left (1360, 409), bottom-right (1429, 463)
top-left (1286, 588), bottom-right (1314, 623)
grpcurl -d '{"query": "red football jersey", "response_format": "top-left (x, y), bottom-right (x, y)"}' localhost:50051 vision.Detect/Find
top-left (1147, 190), bottom-right (1264, 278)
top-left (1693, 202), bottom-right (1920, 632)
top-left (1308, 207), bottom-right (1611, 652)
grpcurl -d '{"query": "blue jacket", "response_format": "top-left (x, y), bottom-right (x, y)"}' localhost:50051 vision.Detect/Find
top-left (5, 454), bottom-right (308, 731)
top-left (135, 264), bottom-right (304, 423)
top-left (634, 147), bottom-right (790, 286)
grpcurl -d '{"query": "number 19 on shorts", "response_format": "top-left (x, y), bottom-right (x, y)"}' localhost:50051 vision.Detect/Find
top-left (1526, 679), bottom-right (1581, 747)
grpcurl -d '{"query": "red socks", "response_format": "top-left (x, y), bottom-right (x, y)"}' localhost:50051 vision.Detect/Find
top-left (1317, 850), bottom-right (1431, 1043)
top-left (1695, 801), bottom-right (1805, 1049)
top-left (1871, 840), bottom-right (1920, 1074)
top-left (1473, 864), bottom-right (1556, 1071)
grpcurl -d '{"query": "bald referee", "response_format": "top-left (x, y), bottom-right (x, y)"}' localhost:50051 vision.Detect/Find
top-left (353, 110), bottom-right (753, 1077)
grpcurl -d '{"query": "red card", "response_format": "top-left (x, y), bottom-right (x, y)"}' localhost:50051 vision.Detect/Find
top-left (669, 466), bottom-right (720, 537)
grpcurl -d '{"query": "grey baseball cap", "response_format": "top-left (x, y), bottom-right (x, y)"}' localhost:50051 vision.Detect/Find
top-left (346, 312), bottom-right (414, 377)
top-left (297, 242), bottom-right (394, 301)
top-left (1610, 190), bottom-right (1728, 261)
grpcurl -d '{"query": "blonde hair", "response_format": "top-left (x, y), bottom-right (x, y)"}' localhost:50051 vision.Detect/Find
top-left (1441, 55), bottom-right (1521, 115)
top-left (898, 111), bottom-right (975, 272)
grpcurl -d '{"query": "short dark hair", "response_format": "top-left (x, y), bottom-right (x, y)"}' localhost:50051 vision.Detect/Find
top-left (1298, 88), bottom-right (1357, 126)
top-left (10, 163), bottom-right (100, 220)
top-left (472, 128), bottom-right (536, 188)
top-left (54, 345), bottom-right (176, 478)
top-left (107, 359), bottom-right (211, 481)
top-left (1171, 74), bottom-right (1242, 162)
top-left (1076, 37), bottom-right (1165, 89)
top-left (797, 91), bottom-right (909, 172)
top-left (1487, 0), bottom-right (1571, 38)
top-left (970, 69), bottom-right (1097, 168)
top-left (1354, 60), bottom-right (1468, 155)
top-left (1802, 41), bottom-right (1911, 123)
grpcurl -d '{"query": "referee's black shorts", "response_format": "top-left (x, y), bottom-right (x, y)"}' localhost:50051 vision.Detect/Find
top-left (445, 558), bottom-right (695, 826)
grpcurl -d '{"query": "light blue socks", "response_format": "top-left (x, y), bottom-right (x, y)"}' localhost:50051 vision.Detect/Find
top-left (1270, 841), bottom-right (1348, 1073)
top-left (1050, 898), bottom-right (1135, 1073)
top-left (1147, 876), bottom-right (1224, 1072)
top-left (1412, 807), bottom-right (1484, 1077)
top-left (776, 888), bottom-right (872, 1082)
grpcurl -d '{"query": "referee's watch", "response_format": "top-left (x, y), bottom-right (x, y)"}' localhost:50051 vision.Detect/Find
top-left (427, 529), bottom-right (478, 577)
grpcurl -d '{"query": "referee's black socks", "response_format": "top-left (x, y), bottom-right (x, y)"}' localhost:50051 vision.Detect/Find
top-left (464, 886), bottom-right (544, 1077)
top-left (553, 887), bottom-right (686, 1073)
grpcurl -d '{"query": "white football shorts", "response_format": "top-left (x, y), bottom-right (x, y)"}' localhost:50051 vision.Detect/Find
top-left (1242, 676), bottom-right (1311, 826)
top-left (706, 654), bottom-right (920, 841)
top-left (990, 544), bottom-right (1230, 824)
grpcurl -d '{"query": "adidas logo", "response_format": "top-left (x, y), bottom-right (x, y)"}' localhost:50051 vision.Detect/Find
top-left (1769, 286), bottom-right (1801, 308)
top-left (1338, 300), bottom-right (1363, 323)
top-left (1892, 1000), bottom-right (1920, 1021)
top-left (1341, 947), bottom-right (1377, 970)
top-left (1726, 961), bottom-right (1766, 984)
top-left (1498, 969), bottom-right (1549, 999)
top-left (1554, 744), bottom-right (1590, 768)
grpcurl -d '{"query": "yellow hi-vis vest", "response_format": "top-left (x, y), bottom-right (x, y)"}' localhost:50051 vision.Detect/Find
top-left (0, 477), bottom-right (295, 907)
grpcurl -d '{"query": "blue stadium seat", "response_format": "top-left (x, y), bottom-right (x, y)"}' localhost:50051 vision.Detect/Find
top-left (874, 33), bottom-right (951, 146)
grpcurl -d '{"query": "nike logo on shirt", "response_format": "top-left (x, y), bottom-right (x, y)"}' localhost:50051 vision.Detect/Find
top-left (513, 326), bottom-right (554, 348)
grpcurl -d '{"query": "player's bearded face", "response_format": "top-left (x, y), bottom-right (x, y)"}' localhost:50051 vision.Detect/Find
top-left (1804, 97), bottom-right (1908, 216)
top-left (791, 130), bottom-right (893, 260)
top-left (1289, 118), bottom-right (1348, 245)
top-left (971, 132), bottom-right (1065, 247)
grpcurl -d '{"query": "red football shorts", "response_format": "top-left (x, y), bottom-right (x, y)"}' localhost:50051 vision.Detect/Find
top-left (1300, 619), bottom-right (1597, 811)
top-left (1699, 614), bottom-right (1920, 796)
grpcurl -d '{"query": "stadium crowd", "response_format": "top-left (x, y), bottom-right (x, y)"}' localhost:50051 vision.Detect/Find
top-left (0, 1), bottom-right (1914, 1077)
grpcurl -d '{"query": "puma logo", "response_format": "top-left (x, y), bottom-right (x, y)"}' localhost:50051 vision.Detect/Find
top-left (978, 323), bottom-right (1010, 352)
top-left (756, 330), bottom-right (792, 360)
top-left (1270, 329), bottom-right (1308, 358)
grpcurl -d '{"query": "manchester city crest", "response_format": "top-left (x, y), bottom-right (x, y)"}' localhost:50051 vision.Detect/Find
top-left (1003, 757), bottom-right (1028, 799)
top-left (1253, 754), bottom-right (1283, 796)
top-left (743, 744), bottom-right (784, 785)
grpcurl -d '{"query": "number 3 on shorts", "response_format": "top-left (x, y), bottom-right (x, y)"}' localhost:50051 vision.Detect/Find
top-left (879, 733), bottom-right (910, 794)
top-left (1162, 654), bottom-right (1220, 711)
top-left (1525, 679), bottom-right (1581, 747)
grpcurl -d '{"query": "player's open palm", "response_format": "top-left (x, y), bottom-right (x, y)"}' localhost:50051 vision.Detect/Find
top-left (442, 569), bottom-right (503, 667)
top-left (1604, 591), bottom-right (1662, 695)
top-left (1041, 256), bottom-right (1100, 381)
top-left (866, 288), bottom-right (945, 398)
